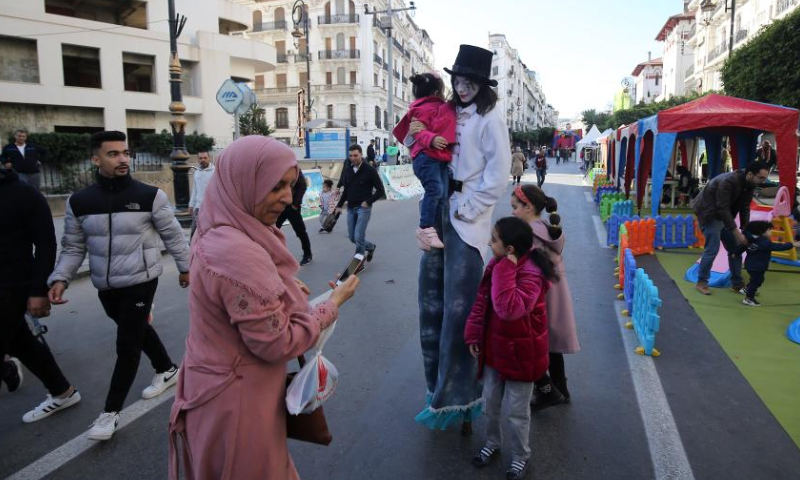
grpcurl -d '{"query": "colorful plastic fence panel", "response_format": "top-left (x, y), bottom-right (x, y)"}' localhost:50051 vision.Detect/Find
top-left (622, 248), bottom-right (636, 316)
top-left (611, 200), bottom-right (633, 219)
top-left (589, 168), bottom-right (606, 183)
top-left (607, 214), bottom-right (640, 247)
top-left (632, 268), bottom-right (662, 356)
top-left (625, 218), bottom-right (656, 256)
top-left (654, 215), bottom-right (698, 249)
top-left (595, 187), bottom-right (620, 204)
top-left (599, 193), bottom-right (626, 221)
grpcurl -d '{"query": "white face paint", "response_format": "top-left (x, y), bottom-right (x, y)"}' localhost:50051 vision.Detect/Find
top-left (453, 76), bottom-right (479, 105)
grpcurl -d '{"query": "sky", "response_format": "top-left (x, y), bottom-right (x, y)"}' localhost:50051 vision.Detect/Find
top-left (412, 0), bottom-right (680, 120)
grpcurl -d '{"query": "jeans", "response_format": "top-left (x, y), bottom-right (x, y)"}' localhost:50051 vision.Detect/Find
top-left (98, 279), bottom-right (173, 412)
top-left (0, 289), bottom-right (71, 396)
top-left (418, 201), bottom-right (484, 416)
top-left (190, 208), bottom-right (199, 240)
top-left (347, 205), bottom-right (374, 255)
top-left (536, 168), bottom-right (546, 187)
top-left (483, 366), bottom-right (535, 463)
top-left (745, 270), bottom-right (765, 298)
top-left (277, 206), bottom-right (312, 257)
top-left (412, 153), bottom-right (449, 229)
top-left (697, 219), bottom-right (743, 285)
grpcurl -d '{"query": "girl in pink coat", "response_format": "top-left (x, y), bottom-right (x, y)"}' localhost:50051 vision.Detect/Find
top-left (168, 136), bottom-right (360, 480)
top-left (464, 217), bottom-right (557, 480)
top-left (511, 185), bottom-right (580, 410)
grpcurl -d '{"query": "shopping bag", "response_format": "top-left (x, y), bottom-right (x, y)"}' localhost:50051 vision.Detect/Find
top-left (286, 322), bottom-right (338, 414)
top-left (322, 212), bottom-right (340, 231)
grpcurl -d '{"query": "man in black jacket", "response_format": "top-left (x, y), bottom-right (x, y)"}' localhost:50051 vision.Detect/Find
top-left (0, 167), bottom-right (81, 423)
top-left (691, 162), bottom-right (769, 295)
top-left (335, 144), bottom-right (386, 259)
top-left (277, 169), bottom-right (313, 266)
top-left (367, 140), bottom-right (376, 166)
top-left (1, 129), bottom-right (48, 191)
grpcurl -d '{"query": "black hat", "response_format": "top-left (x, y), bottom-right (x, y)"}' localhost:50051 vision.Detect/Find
top-left (444, 44), bottom-right (498, 87)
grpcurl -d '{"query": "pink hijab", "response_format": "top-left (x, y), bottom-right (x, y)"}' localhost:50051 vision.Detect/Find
top-left (193, 136), bottom-right (303, 305)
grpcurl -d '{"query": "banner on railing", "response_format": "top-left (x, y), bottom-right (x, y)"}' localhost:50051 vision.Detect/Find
top-left (300, 169), bottom-right (324, 219)
top-left (378, 164), bottom-right (423, 200)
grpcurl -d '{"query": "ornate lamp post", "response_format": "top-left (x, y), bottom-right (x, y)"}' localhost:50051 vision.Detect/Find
top-left (168, 0), bottom-right (190, 216)
top-left (291, 0), bottom-right (312, 128)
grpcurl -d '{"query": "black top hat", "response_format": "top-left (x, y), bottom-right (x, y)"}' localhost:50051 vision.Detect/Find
top-left (444, 45), bottom-right (498, 87)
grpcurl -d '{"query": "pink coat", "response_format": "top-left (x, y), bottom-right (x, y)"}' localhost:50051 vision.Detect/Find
top-left (392, 96), bottom-right (456, 162)
top-left (530, 220), bottom-right (581, 354)
top-left (464, 257), bottom-right (550, 382)
top-left (169, 228), bottom-right (338, 480)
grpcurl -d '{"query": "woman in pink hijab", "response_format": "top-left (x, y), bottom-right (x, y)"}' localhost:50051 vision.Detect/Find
top-left (168, 136), bottom-right (359, 480)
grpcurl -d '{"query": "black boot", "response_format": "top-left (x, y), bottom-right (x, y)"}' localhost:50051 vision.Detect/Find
top-left (530, 374), bottom-right (565, 411)
top-left (553, 377), bottom-right (570, 404)
top-left (548, 353), bottom-right (570, 403)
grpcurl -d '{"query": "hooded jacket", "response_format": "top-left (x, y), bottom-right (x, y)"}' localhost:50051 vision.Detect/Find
top-left (48, 172), bottom-right (190, 291)
top-left (743, 232), bottom-right (794, 272)
top-left (691, 170), bottom-right (754, 230)
top-left (464, 256), bottom-right (550, 382)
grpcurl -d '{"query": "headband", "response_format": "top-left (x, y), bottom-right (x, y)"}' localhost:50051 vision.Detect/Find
top-left (514, 186), bottom-right (532, 206)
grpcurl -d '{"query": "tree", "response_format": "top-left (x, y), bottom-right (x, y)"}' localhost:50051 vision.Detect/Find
top-left (581, 109), bottom-right (598, 128)
top-left (238, 105), bottom-right (274, 137)
top-left (721, 8), bottom-right (800, 110)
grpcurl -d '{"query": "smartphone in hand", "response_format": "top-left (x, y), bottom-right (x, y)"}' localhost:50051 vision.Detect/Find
top-left (336, 253), bottom-right (366, 286)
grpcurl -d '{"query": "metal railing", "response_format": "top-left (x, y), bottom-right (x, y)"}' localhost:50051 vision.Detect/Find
top-left (706, 42), bottom-right (728, 62)
top-left (277, 54), bottom-right (288, 63)
top-left (318, 14), bottom-right (359, 25)
top-left (776, 0), bottom-right (797, 15)
top-left (254, 86), bottom-right (302, 95)
top-left (294, 53), bottom-right (312, 63)
top-left (253, 20), bottom-right (287, 32)
top-left (312, 84), bottom-right (359, 91)
top-left (393, 70), bottom-right (400, 80)
top-left (318, 49), bottom-right (360, 59)
top-left (373, 53), bottom-right (383, 64)
top-left (372, 16), bottom-right (386, 33)
top-left (734, 29), bottom-right (749, 44)
top-left (40, 153), bottom-right (168, 194)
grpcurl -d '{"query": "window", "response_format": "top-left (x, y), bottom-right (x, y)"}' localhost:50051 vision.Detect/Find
top-left (350, 71), bottom-right (356, 85)
top-left (252, 10), bottom-right (262, 30)
top-left (383, 110), bottom-right (388, 130)
top-left (275, 108), bottom-right (289, 129)
top-left (45, 0), bottom-right (147, 29)
top-left (254, 74), bottom-right (264, 89)
top-left (0, 36), bottom-right (40, 83)
top-left (123, 52), bottom-right (155, 92)
top-left (349, 104), bottom-right (357, 127)
top-left (62, 44), bottom-right (101, 88)
top-left (374, 73), bottom-right (378, 86)
top-left (337, 67), bottom-right (345, 84)
top-left (492, 66), bottom-right (498, 76)
top-left (276, 73), bottom-right (287, 88)
top-left (181, 60), bottom-right (199, 96)
top-left (327, 104), bottom-right (334, 119)
top-left (374, 106), bottom-right (381, 128)
top-left (326, 72), bottom-right (333, 84)
top-left (299, 71), bottom-right (308, 87)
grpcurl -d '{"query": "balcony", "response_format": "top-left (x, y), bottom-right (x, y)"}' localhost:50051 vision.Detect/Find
top-left (312, 84), bottom-right (360, 92)
top-left (383, 61), bottom-right (388, 71)
top-left (706, 42), bottom-right (728, 62)
top-left (318, 14), bottom-right (360, 25)
top-left (294, 53), bottom-right (312, 63)
top-left (318, 49), bottom-right (360, 60)
top-left (402, 75), bottom-right (408, 84)
top-left (372, 16), bottom-right (387, 34)
top-left (734, 29), bottom-right (749, 44)
top-left (277, 54), bottom-right (288, 63)
top-left (685, 64), bottom-right (695, 78)
top-left (253, 20), bottom-right (287, 32)
top-left (393, 70), bottom-right (400, 80)
top-left (373, 53), bottom-right (383, 64)
top-left (776, 0), bottom-right (797, 15)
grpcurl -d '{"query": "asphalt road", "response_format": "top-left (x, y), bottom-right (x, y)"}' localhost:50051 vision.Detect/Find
top-left (2, 161), bottom-right (799, 480)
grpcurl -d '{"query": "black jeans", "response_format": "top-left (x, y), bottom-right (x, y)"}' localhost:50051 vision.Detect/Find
top-left (745, 270), bottom-right (765, 299)
top-left (98, 279), bottom-right (172, 412)
top-left (277, 206), bottom-right (312, 257)
top-left (0, 289), bottom-right (71, 396)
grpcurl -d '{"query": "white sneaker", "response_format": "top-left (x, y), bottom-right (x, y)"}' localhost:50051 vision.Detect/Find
top-left (141, 366), bottom-right (179, 399)
top-left (88, 411), bottom-right (120, 441)
top-left (22, 388), bottom-right (81, 423)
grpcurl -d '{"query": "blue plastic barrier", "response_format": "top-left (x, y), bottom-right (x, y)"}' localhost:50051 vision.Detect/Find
top-left (606, 214), bottom-right (640, 247)
top-left (623, 249), bottom-right (636, 316)
top-left (611, 200), bottom-right (633, 218)
top-left (632, 268), bottom-right (662, 356)
top-left (654, 215), bottom-right (698, 249)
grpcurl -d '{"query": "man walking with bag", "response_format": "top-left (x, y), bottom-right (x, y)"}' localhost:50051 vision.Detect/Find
top-left (48, 131), bottom-right (190, 441)
top-left (335, 144), bottom-right (385, 259)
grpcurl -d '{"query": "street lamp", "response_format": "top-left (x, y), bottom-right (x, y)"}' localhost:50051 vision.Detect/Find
top-left (700, 0), bottom-right (736, 57)
top-left (291, 0), bottom-right (312, 132)
top-left (167, 0), bottom-right (190, 216)
top-left (364, 1), bottom-right (416, 137)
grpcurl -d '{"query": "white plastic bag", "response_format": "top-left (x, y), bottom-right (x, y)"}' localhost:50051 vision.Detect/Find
top-left (286, 322), bottom-right (338, 415)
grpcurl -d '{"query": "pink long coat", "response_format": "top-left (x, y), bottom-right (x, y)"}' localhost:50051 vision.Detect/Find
top-left (530, 220), bottom-right (580, 354)
top-left (169, 228), bottom-right (338, 480)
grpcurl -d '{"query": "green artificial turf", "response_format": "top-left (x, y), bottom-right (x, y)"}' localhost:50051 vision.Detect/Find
top-left (656, 249), bottom-right (800, 448)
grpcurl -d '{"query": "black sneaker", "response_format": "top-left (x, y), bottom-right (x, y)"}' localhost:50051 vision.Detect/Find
top-left (743, 297), bottom-right (760, 307)
top-left (472, 446), bottom-right (500, 468)
top-left (3, 357), bottom-right (23, 393)
top-left (300, 255), bottom-right (313, 266)
top-left (366, 245), bottom-right (376, 262)
top-left (531, 381), bottom-right (565, 411)
top-left (506, 459), bottom-right (529, 479)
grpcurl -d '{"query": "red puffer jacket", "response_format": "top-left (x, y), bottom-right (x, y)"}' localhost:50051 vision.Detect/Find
top-left (464, 256), bottom-right (549, 382)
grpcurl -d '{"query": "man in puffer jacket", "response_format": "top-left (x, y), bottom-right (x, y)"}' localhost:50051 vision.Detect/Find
top-left (47, 131), bottom-right (190, 442)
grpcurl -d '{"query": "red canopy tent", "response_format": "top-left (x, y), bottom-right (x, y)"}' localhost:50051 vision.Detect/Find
top-left (655, 94), bottom-right (799, 200)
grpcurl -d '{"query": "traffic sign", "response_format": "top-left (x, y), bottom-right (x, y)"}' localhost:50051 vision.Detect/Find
top-left (216, 79), bottom-right (244, 114)
top-left (235, 82), bottom-right (256, 115)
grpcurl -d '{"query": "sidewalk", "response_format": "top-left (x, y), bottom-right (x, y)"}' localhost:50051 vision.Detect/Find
top-left (52, 216), bottom-right (190, 279)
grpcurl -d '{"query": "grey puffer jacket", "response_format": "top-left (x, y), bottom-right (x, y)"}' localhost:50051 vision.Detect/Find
top-left (49, 173), bottom-right (190, 291)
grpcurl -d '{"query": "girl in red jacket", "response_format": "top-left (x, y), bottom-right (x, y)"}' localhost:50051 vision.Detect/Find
top-left (464, 216), bottom-right (557, 480)
top-left (393, 72), bottom-right (457, 250)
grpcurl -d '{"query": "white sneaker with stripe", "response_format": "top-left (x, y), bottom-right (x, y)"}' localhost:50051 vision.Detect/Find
top-left (22, 389), bottom-right (81, 423)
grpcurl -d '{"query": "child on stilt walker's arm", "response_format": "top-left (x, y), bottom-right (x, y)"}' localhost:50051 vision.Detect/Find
top-left (464, 217), bottom-right (556, 480)
top-left (393, 72), bottom-right (456, 250)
